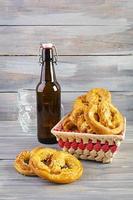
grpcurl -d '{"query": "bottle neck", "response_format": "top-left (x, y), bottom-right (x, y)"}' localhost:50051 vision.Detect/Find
top-left (40, 48), bottom-right (57, 82)
top-left (40, 61), bottom-right (56, 82)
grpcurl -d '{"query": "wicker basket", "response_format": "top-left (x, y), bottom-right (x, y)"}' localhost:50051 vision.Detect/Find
top-left (51, 115), bottom-right (126, 163)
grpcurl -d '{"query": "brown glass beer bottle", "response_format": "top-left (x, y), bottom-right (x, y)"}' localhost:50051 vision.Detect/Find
top-left (36, 43), bottom-right (61, 144)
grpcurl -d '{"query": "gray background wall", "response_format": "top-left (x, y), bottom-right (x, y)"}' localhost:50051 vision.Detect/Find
top-left (0, 0), bottom-right (133, 122)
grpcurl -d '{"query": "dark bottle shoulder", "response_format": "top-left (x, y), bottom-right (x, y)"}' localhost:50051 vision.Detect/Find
top-left (36, 81), bottom-right (61, 92)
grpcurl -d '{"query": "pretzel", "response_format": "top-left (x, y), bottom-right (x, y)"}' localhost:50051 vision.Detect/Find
top-left (69, 95), bottom-right (92, 133)
top-left (73, 95), bottom-right (87, 109)
top-left (84, 101), bottom-right (124, 135)
top-left (14, 146), bottom-right (43, 176)
top-left (70, 108), bottom-right (93, 133)
top-left (29, 148), bottom-right (83, 184)
top-left (86, 88), bottom-right (111, 104)
top-left (62, 114), bottom-right (77, 132)
top-left (62, 88), bottom-right (124, 135)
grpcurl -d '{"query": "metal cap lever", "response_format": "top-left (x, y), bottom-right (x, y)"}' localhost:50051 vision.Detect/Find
top-left (39, 43), bottom-right (58, 65)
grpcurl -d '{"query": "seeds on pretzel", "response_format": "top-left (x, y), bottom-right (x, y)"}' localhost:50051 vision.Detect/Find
top-left (14, 151), bottom-right (35, 176)
top-left (30, 148), bottom-right (83, 184)
top-left (62, 88), bottom-right (124, 135)
top-left (85, 101), bottom-right (124, 135)
top-left (14, 146), bottom-right (44, 176)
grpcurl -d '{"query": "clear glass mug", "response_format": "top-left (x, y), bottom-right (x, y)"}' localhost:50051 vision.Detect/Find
top-left (17, 89), bottom-right (64, 134)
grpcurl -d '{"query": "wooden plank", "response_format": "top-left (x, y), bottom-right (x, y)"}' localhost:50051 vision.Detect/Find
top-left (0, 157), bottom-right (133, 200)
top-left (1, 158), bottom-right (133, 181)
top-left (0, 0), bottom-right (133, 25)
top-left (0, 187), bottom-right (132, 200)
top-left (0, 93), bottom-right (17, 121)
top-left (0, 92), bottom-right (133, 121)
top-left (0, 121), bottom-right (23, 136)
top-left (1, 56), bottom-right (133, 91)
top-left (0, 176), bottom-right (133, 200)
top-left (0, 26), bottom-right (133, 55)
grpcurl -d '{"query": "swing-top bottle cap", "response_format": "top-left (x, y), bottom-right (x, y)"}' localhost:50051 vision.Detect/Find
top-left (39, 43), bottom-right (58, 64)
top-left (41, 43), bottom-right (53, 49)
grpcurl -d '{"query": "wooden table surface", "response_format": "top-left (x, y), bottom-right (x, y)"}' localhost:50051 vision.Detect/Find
top-left (0, 0), bottom-right (133, 199)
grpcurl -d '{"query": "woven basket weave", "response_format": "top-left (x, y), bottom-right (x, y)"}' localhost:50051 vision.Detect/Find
top-left (51, 115), bottom-right (126, 163)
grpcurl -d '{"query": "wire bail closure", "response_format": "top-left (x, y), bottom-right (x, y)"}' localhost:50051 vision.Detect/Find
top-left (39, 43), bottom-right (58, 65)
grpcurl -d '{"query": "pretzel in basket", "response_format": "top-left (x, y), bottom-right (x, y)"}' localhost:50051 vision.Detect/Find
top-left (62, 88), bottom-right (124, 135)
top-left (85, 100), bottom-right (124, 135)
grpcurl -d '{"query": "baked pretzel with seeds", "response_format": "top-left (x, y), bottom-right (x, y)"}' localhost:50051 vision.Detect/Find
top-left (29, 148), bottom-right (83, 184)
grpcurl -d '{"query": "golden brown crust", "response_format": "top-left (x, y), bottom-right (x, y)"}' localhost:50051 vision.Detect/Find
top-left (62, 88), bottom-right (124, 135)
top-left (30, 146), bottom-right (44, 158)
top-left (14, 151), bottom-right (35, 176)
top-left (14, 146), bottom-right (44, 176)
top-left (62, 114), bottom-right (77, 132)
top-left (29, 148), bottom-right (83, 184)
top-left (85, 102), bottom-right (124, 135)
top-left (86, 88), bottom-right (111, 104)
